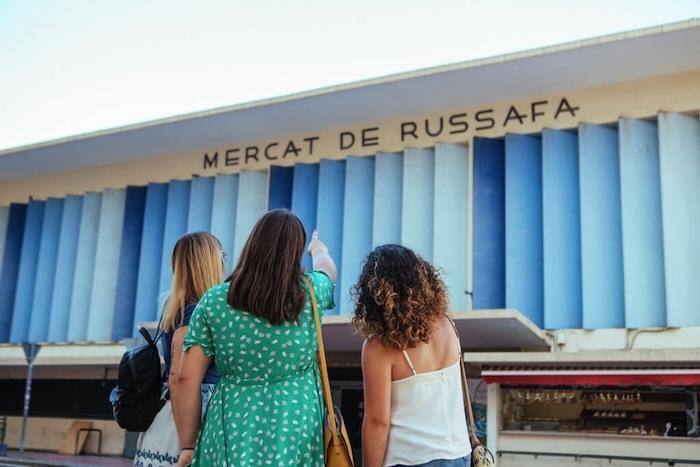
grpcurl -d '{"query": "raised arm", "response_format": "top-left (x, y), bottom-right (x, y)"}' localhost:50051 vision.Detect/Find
top-left (307, 230), bottom-right (337, 282)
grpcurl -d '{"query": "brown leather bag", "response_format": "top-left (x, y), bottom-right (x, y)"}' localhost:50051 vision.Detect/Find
top-left (304, 277), bottom-right (354, 467)
top-left (449, 320), bottom-right (495, 467)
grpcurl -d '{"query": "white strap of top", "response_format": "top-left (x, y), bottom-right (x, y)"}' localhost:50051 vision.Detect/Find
top-left (401, 350), bottom-right (417, 375)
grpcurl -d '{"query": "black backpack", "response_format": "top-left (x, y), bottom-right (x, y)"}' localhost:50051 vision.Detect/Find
top-left (109, 325), bottom-right (165, 432)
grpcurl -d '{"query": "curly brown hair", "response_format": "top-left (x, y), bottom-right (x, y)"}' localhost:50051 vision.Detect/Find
top-left (351, 244), bottom-right (449, 350)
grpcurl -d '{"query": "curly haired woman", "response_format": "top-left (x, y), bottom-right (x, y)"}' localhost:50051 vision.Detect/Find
top-left (352, 244), bottom-right (473, 467)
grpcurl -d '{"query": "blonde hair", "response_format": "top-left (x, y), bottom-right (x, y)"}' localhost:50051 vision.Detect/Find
top-left (162, 232), bottom-right (224, 331)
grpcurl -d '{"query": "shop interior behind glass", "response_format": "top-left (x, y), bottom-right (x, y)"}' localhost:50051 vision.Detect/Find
top-left (502, 386), bottom-right (699, 438)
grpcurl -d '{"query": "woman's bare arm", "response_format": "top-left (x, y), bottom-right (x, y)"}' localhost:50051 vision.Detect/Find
top-left (360, 339), bottom-right (392, 467)
top-left (174, 345), bottom-right (210, 449)
top-left (308, 230), bottom-right (337, 281)
top-left (168, 327), bottom-right (187, 437)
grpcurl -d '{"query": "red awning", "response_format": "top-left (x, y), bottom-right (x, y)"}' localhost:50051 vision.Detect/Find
top-left (481, 367), bottom-right (700, 386)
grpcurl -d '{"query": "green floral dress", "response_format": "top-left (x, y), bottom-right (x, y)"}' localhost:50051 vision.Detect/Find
top-left (183, 271), bottom-right (335, 466)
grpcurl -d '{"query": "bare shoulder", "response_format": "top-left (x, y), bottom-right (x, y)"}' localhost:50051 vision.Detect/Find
top-left (361, 337), bottom-right (394, 364)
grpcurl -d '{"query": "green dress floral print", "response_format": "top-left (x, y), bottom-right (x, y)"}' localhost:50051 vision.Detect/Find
top-left (183, 271), bottom-right (335, 467)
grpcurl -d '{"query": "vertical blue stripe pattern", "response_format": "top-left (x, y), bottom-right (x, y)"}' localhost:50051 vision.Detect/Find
top-left (28, 198), bottom-right (64, 342)
top-left (473, 138), bottom-right (506, 309)
top-left (159, 180), bottom-right (191, 297)
top-left (187, 177), bottom-right (214, 233)
top-left (505, 135), bottom-right (544, 327)
top-left (340, 157), bottom-right (375, 313)
top-left (269, 166), bottom-right (294, 210)
top-left (316, 160), bottom-right (346, 313)
top-left (658, 112), bottom-right (700, 327)
top-left (67, 193), bottom-right (102, 341)
top-left (47, 195), bottom-right (83, 342)
top-left (211, 174), bottom-right (239, 275)
top-left (0, 204), bottom-right (27, 342)
top-left (112, 186), bottom-right (147, 341)
top-left (401, 148), bottom-right (435, 260)
top-left (542, 130), bottom-right (582, 329)
top-left (372, 152), bottom-right (403, 248)
top-left (0, 206), bottom-right (8, 267)
top-left (10, 200), bottom-right (45, 343)
top-left (578, 124), bottom-right (625, 328)
top-left (233, 171), bottom-right (268, 262)
top-left (0, 206), bottom-right (8, 338)
top-left (434, 144), bottom-right (469, 311)
top-left (619, 118), bottom-right (666, 327)
top-left (133, 183), bottom-right (168, 333)
top-left (87, 189), bottom-right (127, 341)
top-left (291, 164), bottom-right (319, 271)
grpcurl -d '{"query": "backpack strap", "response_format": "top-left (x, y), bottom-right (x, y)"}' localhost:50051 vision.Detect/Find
top-left (138, 310), bottom-right (165, 347)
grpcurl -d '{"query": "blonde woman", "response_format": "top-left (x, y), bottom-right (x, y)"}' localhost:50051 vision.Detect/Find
top-left (134, 232), bottom-right (224, 466)
top-left (162, 232), bottom-right (223, 431)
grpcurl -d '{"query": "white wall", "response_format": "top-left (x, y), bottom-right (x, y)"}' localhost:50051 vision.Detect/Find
top-left (499, 432), bottom-right (700, 467)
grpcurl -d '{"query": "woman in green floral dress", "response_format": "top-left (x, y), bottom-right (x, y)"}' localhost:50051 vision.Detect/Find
top-left (175, 210), bottom-right (336, 467)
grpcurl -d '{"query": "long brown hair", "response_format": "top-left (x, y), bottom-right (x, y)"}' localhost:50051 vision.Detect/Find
top-left (163, 232), bottom-right (224, 331)
top-left (227, 209), bottom-right (306, 325)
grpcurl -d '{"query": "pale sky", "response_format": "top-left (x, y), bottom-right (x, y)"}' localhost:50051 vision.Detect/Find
top-left (1, 0), bottom-right (698, 151)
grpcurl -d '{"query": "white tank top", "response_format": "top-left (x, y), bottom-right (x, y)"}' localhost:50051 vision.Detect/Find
top-left (383, 351), bottom-right (471, 466)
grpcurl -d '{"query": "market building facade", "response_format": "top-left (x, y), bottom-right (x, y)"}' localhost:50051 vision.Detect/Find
top-left (1, 20), bottom-right (699, 465)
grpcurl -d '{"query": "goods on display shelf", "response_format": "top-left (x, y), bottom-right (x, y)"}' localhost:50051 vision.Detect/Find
top-left (502, 386), bottom-right (698, 438)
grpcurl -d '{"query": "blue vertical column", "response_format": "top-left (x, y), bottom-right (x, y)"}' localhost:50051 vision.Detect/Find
top-left (0, 206), bottom-right (8, 265)
top-left (0, 204), bottom-right (27, 342)
top-left (0, 206), bottom-right (8, 337)
top-left (269, 166), bottom-right (294, 210)
top-left (401, 148), bottom-right (435, 260)
top-left (473, 138), bottom-right (505, 310)
top-left (505, 135), bottom-right (544, 327)
top-left (159, 180), bottom-right (191, 298)
top-left (112, 186), bottom-right (147, 340)
top-left (47, 196), bottom-right (82, 342)
top-left (187, 177), bottom-right (214, 233)
top-left (28, 198), bottom-right (64, 342)
top-left (316, 160), bottom-right (346, 312)
top-left (10, 200), bottom-right (45, 343)
top-left (658, 112), bottom-right (700, 327)
top-left (619, 118), bottom-right (666, 327)
top-left (579, 124), bottom-right (624, 329)
top-left (67, 193), bottom-right (102, 341)
top-left (434, 143), bottom-right (469, 312)
top-left (233, 171), bottom-right (268, 262)
top-left (211, 174), bottom-right (239, 275)
top-left (133, 183), bottom-right (168, 333)
top-left (372, 152), bottom-right (403, 248)
top-left (87, 189), bottom-right (127, 341)
top-left (340, 157), bottom-right (375, 313)
top-left (291, 164), bottom-right (319, 271)
top-left (0, 205), bottom-right (9, 337)
top-left (542, 130), bottom-right (582, 329)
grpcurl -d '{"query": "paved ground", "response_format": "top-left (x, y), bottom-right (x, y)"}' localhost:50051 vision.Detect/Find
top-left (0, 450), bottom-right (132, 467)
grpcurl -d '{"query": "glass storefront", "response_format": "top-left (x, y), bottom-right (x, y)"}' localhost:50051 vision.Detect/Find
top-left (502, 386), bottom-right (699, 438)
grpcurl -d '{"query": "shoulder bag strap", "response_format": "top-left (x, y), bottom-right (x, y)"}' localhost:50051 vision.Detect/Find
top-left (448, 318), bottom-right (480, 447)
top-left (303, 275), bottom-right (341, 448)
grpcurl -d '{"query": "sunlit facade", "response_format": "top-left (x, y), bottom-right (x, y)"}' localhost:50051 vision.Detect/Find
top-left (1, 20), bottom-right (699, 465)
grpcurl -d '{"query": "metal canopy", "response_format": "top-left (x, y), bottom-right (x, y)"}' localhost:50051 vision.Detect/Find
top-left (322, 309), bottom-right (551, 352)
top-left (0, 309), bottom-right (550, 367)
